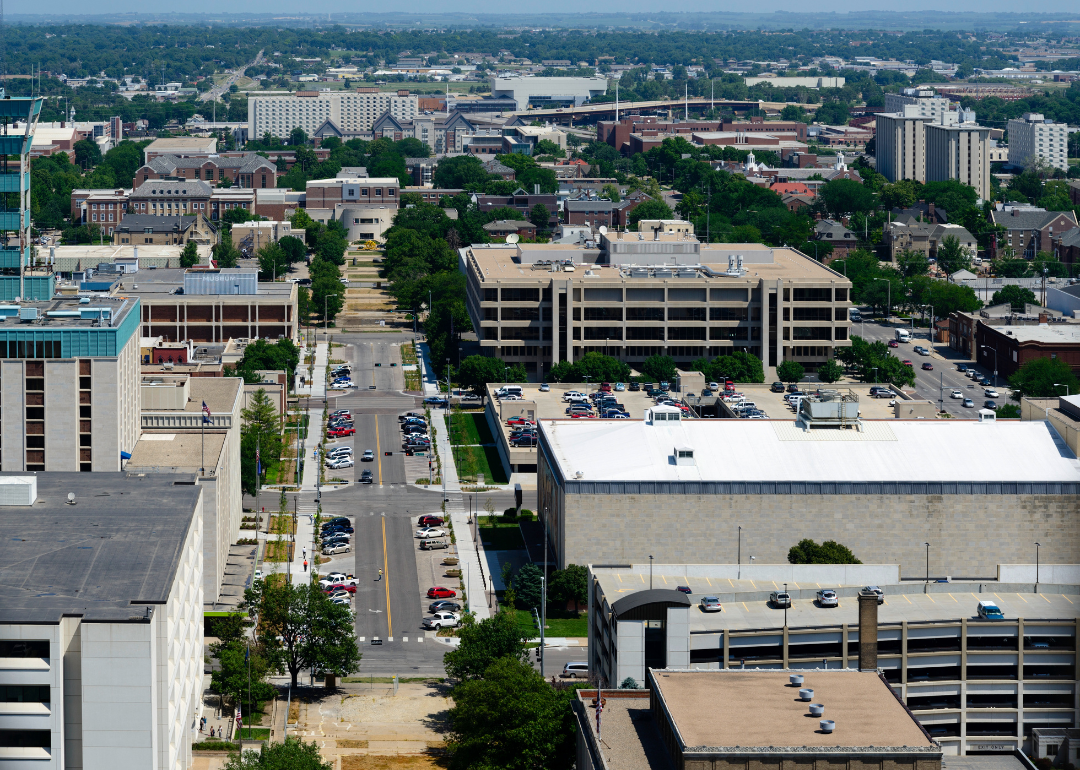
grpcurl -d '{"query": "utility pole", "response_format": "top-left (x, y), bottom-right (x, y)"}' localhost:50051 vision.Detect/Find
top-left (541, 508), bottom-right (548, 677)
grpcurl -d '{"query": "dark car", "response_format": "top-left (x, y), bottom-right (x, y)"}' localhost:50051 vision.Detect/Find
top-left (979, 377), bottom-right (991, 386)
top-left (424, 397), bottom-right (448, 406)
top-left (771, 382), bottom-right (785, 393)
top-left (676, 585), bottom-right (692, 594)
top-left (984, 400), bottom-right (998, 409)
top-left (957, 364), bottom-right (968, 373)
top-left (322, 525), bottom-right (354, 535)
top-left (787, 383), bottom-right (801, 393)
top-left (628, 381), bottom-right (641, 391)
top-left (921, 362), bottom-right (933, 371)
top-left (418, 515), bottom-right (444, 527)
top-left (359, 470), bottom-right (373, 484)
top-left (429, 600), bottom-right (462, 613)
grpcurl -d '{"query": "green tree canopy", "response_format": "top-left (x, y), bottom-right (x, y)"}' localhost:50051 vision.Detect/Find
top-left (629, 198), bottom-right (674, 229)
top-left (549, 564), bottom-right (588, 611)
top-left (257, 242), bottom-right (289, 281)
top-left (514, 563), bottom-right (544, 611)
top-left (990, 285), bottom-right (1038, 311)
top-left (278, 235), bottom-right (306, 264)
top-left (816, 359), bottom-right (845, 384)
top-left (640, 355), bottom-right (678, 383)
top-left (819, 178), bottom-right (877, 217)
top-left (212, 228), bottom-right (240, 268)
top-left (788, 539), bottom-right (862, 564)
top-left (547, 352), bottom-right (631, 385)
top-left (691, 352), bottom-right (765, 384)
top-left (776, 360), bottom-right (805, 384)
top-left (223, 738), bottom-right (332, 770)
top-left (1007, 357), bottom-right (1080, 401)
top-left (456, 355), bottom-right (526, 397)
top-left (443, 611), bottom-right (530, 683)
top-left (935, 235), bottom-right (970, 276)
top-left (179, 240), bottom-right (200, 268)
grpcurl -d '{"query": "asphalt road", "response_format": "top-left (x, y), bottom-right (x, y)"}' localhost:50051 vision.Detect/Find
top-left (307, 333), bottom-right (536, 675)
top-left (852, 314), bottom-right (1007, 415)
top-left (201, 50), bottom-right (264, 102)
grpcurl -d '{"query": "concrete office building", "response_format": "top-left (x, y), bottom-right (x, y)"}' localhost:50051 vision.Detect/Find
top-left (885, 88), bottom-right (953, 121)
top-left (0, 473), bottom-right (203, 770)
top-left (248, 90), bottom-right (418, 140)
top-left (462, 229), bottom-right (853, 376)
top-left (1009, 114), bottom-right (1070, 172)
top-left (535, 409), bottom-right (1080, 575)
top-left (587, 567), bottom-right (1079, 756)
top-left (132, 375), bottom-right (243, 606)
top-left (876, 111), bottom-right (931, 183)
top-left (0, 296), bottom-right (141, 473)
top-left (926, 121), bottom-right (992, 200)
top-left (574, 669), bottom-right (942, 770)
top-left (489, 76), bottom-right (609, 109)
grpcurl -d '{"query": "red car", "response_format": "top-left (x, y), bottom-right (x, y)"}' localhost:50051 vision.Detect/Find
top-left (505, 417), bottom-right (535, 427)
top-left (327, 427), bottom-right (355, 438)
top-left (427, 586), bottom-right (456, 599)
top-left (570, 412), bottom-right (597, 418)
top-left (888, 340), bottom-right (899, 348)
top-left (325, 584), bottom-right (356, 594)
top-left (901, 360), bottom-right (913, 367)
top-left (921, 362), bottom-right (934, 371)
top-left (599, 382), bottom-right (612, 392)
top-left (418, 515), bottom-right (444, 527)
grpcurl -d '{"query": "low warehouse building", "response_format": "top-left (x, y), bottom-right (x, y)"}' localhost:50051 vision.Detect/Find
top-left (536, 408), bottom-right (1080, 577)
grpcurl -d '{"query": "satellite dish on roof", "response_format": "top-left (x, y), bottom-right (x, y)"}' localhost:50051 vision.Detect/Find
top-left (506, 234), bottom-right (520, 244)
top-left (598, 225), bottom-right (608, 235)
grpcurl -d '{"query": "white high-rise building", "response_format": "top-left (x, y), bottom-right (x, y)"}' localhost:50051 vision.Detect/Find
top-left (925, 121), bottom-right (991, 200)
top-left (248, 90), bottom-right (419, 140)
top-left (1007, 113), bottom-right (1069, 171)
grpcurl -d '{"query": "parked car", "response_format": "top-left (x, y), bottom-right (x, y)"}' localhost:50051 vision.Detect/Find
top-left (327, 447), bottom-right (353, 459)
top-left (322, 543), bottom-right (351, 555)
top-left (628, 382), bottom-right (641, 391)
top-left (415, 527), bottom-right (448, 539)
top-left (325, 584), bottom-right (357, 595)
top-left (359, 470), bottom-right (373, 484)
top-left (326, 457), bottom-right (354, 469)
top-left (962, 398), bottom-right (975, 408)
top-left (427, 586), bottom-right (456, 599)
top-left (816, 589), bottom-right (839, 608)
top-left (863, 586), bottom-right (885, 604)
top-left (539, 383), bottom-right (550, 392)
top-left (420, 538), bottom-right (449, 550)
top-left (330, 381), bottom-right (352, 390)
top-left (956, 364), bottom-right (968, 373)
top-left (506, 417), bottom-right (535, 427)
top-left (423, 611), bottom-right (460, 630)
top-left (327, 427), bottom-right (355, 438)
top-left (873, 390), bottom-right (896, 399)
top-left (921, 362), bottom-right (933, 371)
top-left (399, 412), bottom-right (423, 422)
top-left (771, 381), bottom-right (785, 393)
top-left (770, 591), bottom-right (791, 608)
top-left (361, 449), bottom-right (375, 462)
top-left (979, 377), bottom-right (991, 387)
top-left (319, 574), bottom-right (358, 589)
top-left (977, 600), bottom-right (1005, 621)
top-left (331, 410), bottom-right (352, 419)
top-left (614, 382), bottom-right (626, 391)
top-left (429, 600), bottom-right (461, 613)
top-left (676, 585), bottom-right (692, 595)
top-left (562, 391), bottom-right (586, 402)
top-left (699, 596), bottom-right (722, 612)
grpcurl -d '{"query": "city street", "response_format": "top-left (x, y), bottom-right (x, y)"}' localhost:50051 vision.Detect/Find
top-left (851, 313), bottom-right (1009, 416)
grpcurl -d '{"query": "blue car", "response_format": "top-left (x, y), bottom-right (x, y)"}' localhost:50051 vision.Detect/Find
top-left (424, 396), bottom-right (448, 406)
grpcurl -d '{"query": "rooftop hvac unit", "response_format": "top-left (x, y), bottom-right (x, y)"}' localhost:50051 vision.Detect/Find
top-left (0, 476), bottom-right (37, 506)
top-left (19, 308), bottom-right (39, 321)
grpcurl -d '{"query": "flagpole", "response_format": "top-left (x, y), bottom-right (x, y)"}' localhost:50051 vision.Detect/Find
top-left (255, 436), bottom-right (260, 534)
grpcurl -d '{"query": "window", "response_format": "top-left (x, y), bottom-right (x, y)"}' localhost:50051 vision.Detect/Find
top-left (627, 307), bottom-right (664, 321)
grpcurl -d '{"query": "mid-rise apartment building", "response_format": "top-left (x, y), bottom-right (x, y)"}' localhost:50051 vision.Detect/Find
top-left (462, 226), bottom-right (852, 376)
top-left (926, 121), bottom-right (991, 200)
top-left (875, 112), bottom-right (929, 184)
top-left (0, 296), bottom-right (141, 473)
top-left (1008, 113), bottom-right (1070, 171)
top-left (883, 88), bottom-right (952, 121)
top-left (248, 90), bottom-right (419, 140)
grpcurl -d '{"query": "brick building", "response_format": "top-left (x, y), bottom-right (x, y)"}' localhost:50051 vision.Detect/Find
top-left (975, 321), bottom-right (1080, 378)
top-left (131, 153), bottom-right (278, 190)
top-left (990, 207), bottom-right (1078, 259)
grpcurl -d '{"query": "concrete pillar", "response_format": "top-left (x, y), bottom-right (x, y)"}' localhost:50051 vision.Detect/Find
top-left (858, 591), bottom-right (879, 671)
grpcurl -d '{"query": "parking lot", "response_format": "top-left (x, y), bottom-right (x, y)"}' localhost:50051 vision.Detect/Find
top-left (712, 383), bottom-right (900, 420)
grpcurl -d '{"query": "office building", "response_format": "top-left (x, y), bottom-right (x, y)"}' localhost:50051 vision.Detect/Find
top-left (131, 152), bottom-right (278, 190)
top-left (0, 296), bottom-right (141, 472)
top-left (1008, 114), bottom-right (1070, 172)
top-left (128, 179), bottom-right (255, 223)
top-left (304, 176), bottom-right (400, 209)
top-left (142, 136), bottom-right (218, 163)
top-left (0, 472), bottom-right (204, 770)
top-left (0, 97), bottom-right (45, 303)
top-left (489, 76), bottom-right (609, 109)
top-left (884, 88), bottom-right (953, 121)
top-left (247, 90), bottom-right (419, 140)
top-left (111, 214), bottom-right (217, 248)
top-left (975, 321), bottom-right (1080, 377)
top-left (462, 229), bottom-right (853, 376)
top-left (926, 121), bottom-right (991, 200)
top-left (535, 408), bottom-right (1080, 574)
top-left (586, 566), bottom-right (1079, 757)
top-left (132, 375), bottom-right (243, 606)
top-left (876, 112), bottom-right (931, 184)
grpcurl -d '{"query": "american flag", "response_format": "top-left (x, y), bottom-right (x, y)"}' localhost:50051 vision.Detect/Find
top-left (256, 445), bottom-right (261, 477)
top-left (236, 704), bottom-right (242, 730)
top-left (202, 401), bottom-right (212, 424)
top-left (595, 695), bottom-right (603, 739)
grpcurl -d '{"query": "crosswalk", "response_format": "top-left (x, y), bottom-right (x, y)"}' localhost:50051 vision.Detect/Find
top-left (359, 636), bottom-right (425, 643)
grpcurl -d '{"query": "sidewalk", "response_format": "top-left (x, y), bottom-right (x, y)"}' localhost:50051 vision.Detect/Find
top-left (417, 341), bottom-right (440, 396)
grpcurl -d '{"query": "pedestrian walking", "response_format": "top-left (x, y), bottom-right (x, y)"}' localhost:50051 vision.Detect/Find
top-left (303, 547), bottom-right (307, 559)
top-left (303, 560), bottom-right (308, 572)
top-left (210, 726), bottom-right (215, 738)
top-left (200, 717), bottom-right (206, 733)
top-left (378, 568), bottom-right (383, 581)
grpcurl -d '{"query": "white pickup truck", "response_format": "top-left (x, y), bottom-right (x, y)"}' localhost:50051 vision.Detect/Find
top-left (319, 574), bottom-right (359, 589)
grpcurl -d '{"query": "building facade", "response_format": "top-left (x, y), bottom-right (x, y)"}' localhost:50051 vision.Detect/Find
top-left (248, 90), bottom-right (419, 140)
top-left (884, 88), bottom-right (953, 121)
top-left (925, 122), bottom-right (991, 200)
top-left (0, 297), bottom-right (141, 473)
top-left (489, 76), bottom-right (609, 109)
top-left (304, 176), bottom-right (400, 209)
top-left (876, 112), bottom-right (930, 184)
top-left (131, 152), bottom-right (278, 190)
top-left (990, 209), bottom-right (1079, 260)
top-left (1008, 114), bottom-right (1070, 171)
top-left (112, 214), bottom-right (217, 247)
top-left (463, 233), bottom-right (852, 376)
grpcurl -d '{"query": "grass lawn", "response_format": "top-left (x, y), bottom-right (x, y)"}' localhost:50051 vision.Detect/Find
top-left (510, 608), bottom-right (588, 638)
top-left (445, 412), bottom-right (495, 446)
top-left (478, 523), bottom-right (524, 550)
top-left (234, 727), bottom-right (271, 740)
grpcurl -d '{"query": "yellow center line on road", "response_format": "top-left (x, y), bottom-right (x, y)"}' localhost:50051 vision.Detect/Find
top-left (381, 516), bottom-right (392, 638)
top-left (375, 414), bottom-right (383, 486)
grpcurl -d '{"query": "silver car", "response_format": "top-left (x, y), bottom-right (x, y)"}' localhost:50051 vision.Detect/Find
top-left (322, 543), bottom-right (351, 555)
top-left (816, 589), bottom-right (839, 608)
top-left (770, 591), bottom-right (791, 608)
top-left (699, 596), bottom-right (722, 612)
top-left (863, 586), bottom-right (885, 604)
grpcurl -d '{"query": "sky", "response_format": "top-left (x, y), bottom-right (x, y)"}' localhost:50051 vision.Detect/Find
top-left (13, 0), bottom-right (1080, 15)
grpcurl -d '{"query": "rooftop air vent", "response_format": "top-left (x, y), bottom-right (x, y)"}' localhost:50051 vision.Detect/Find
top-left (674, 446), bottom-right (695, 466)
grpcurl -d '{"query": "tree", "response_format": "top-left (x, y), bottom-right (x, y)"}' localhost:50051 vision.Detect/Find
top-left (996, 404), bottom-right (1021, 418)
top-left (816, 359), bottom-right (844, 384)
top-left (895, 249), bottom-right (930, 279)
top-left (443, 611), bottom-right (530, 683)
top-left (212, 228), bottom-right (240, 268)
top-left (1007, 357), bottom-right (1080, 401)
top-left (535, 139), bottom-right (565, 158)
top-left (819, 178), bottom-right (877, 217)
top-left (514, 563), bottom-right (544, 611)
top-left (446, 657), bottom-right (577, 770)
top-left (776, 360), bottom-right (805, 384)
top-left (257, 242), bottom-right (289, 281)
top-left (241, 579), bottom-right (360, 688)
top-left (278, 235), bottom-right (306, 264)
top-left (289, 126), bottom-right (308, 147)
top-left (546, 352), bottom-right (630, 385)
top-left (234, 339), bottom-right (300, 378)
top-left (629, 198), bottom-right (674, 229)
top-left (641, 355), bottom-right (677, 383)
top-left (600, 183), bottom-right (621, 202)
top-left (240, 389), bottom-right (282, 495)
top-left (990, 285), bottom-right (1038, 311)
top-left (223, 739), bottom-right (332, 770)
top-left (456, 355), bottom-right (522, 398)
top-left (549, 564), bottom-right (588, 612)
top-left (179, 240), bottom-right (200, 268)
top-left (788, 539), bottom-right (862, 564)
top-left (73, 138), bottom-right (102, 169)
top-left (620, 677), bottom-right (641, 690)
top-left (935, 236), bottom-right (970, 275)
top-left (692, 352), bottom-right (765, 384)
top-left (222, 206), bottom-right (258, 227)
top-left (529, 203), bottom-right (552, 231)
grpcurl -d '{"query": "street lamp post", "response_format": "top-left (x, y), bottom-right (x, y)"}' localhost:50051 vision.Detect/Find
top-left (649, 555), bottom-right (653, 590)
top-left (925, 542), bottom-right (930, 586)
top-left (980, 346), bottom-right (998, 388)
top-left (1035, 542), bottom-right (1041, 592)
top-left (783, 582), bottom-right (788, 628)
